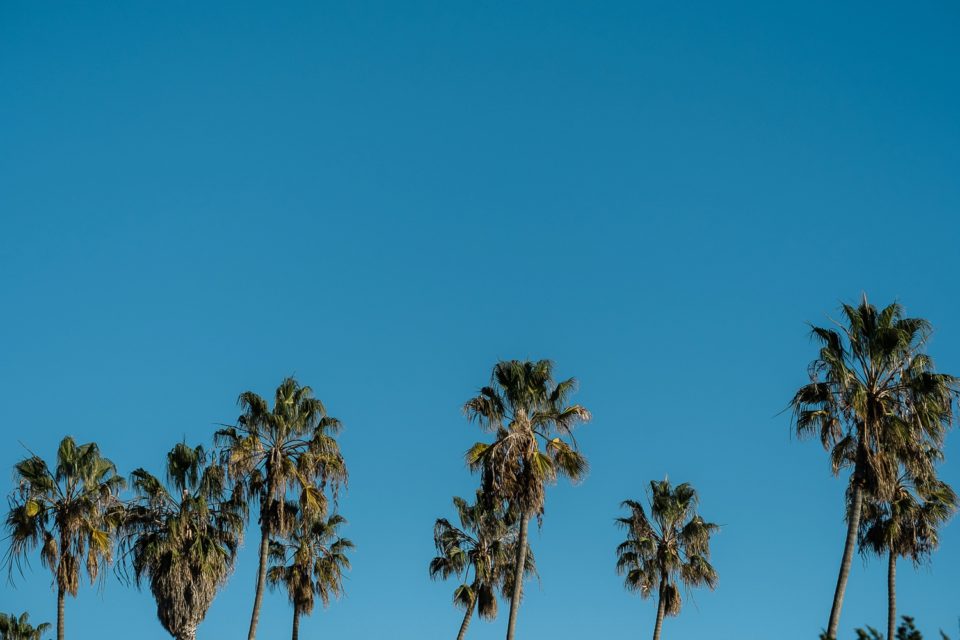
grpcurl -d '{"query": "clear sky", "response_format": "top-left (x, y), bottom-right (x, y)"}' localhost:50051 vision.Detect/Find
top-left (2, 2), bottom-right (959, 639)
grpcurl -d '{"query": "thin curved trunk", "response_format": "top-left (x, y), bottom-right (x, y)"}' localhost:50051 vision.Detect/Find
top-left (886, 551), bottom-right (896, 640)
top-left (826, 481), bottom-right (863, 640)
top-left (505, 515), bottom-right (529, 640)
top-left (292, 604), bottom-right (300, 640)
top-left (247, 519), bottom-right (271, 640)
top-left (456, 590), bottom-right (477, 640)
top-left (57, 585), bottom-right (65, 640)
top-left (652, 576), bottom-right (666, 640)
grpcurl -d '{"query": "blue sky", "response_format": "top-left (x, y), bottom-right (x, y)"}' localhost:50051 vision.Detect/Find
top-left (2, 1), bottom-right (959, 638)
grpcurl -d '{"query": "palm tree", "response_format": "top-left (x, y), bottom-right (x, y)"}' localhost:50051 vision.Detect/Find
top-left (0, 612), bottom-right (52, 640)
top-left (615, 479), bottom-right (719, 640)
top-left (463, 359), bottom-right (591, 640)
top-left (429, 491), bottom-right (536, 640)
top-left (789, 297), bottom-right (957, 639)
top-left (859, 468), bottom-right (958, 640)
top-left (216, 377), bottom-right (347, 640)
top-left (119, 443), bottom-right (245, 640)
top-left (267, 512), bottom-right (353, 640)
top-left (5, 436), bottom-right (124, 640)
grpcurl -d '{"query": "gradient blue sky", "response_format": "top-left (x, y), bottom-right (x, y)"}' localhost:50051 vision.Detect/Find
top-left (2, 2), bottom-right (959, 639)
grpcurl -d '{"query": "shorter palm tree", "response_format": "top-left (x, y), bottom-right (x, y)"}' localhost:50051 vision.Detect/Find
top-left (267, 512), bottom-right (354, 640)
top-left (5, 436), bottom-right (124, 640)
top-left (429, 492), bottom-right (536, 640)
top-left (859, 469), bottom-right (958, 640)
top-left (616, 479), bottom-right (719, 640)
top-left (0, 612), bottom-right (52, 640)
top-left (120, 443), bottom-right (245, 640)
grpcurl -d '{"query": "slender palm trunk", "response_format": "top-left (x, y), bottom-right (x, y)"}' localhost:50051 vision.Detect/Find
top-left (57, 585), bottom-right (65, 640)
top-left (292, 604), bottom-right (300, 640)
top-left (456, 591), bottom-right (477, 640)
top-left (177, 626), bottom-right (197, 640)
top-left (652, 576), bottom-right (667, 640)
top-left (826, 480), bottom-right (864, 639)
top-left (247, 519), bottom-right (271, 640)
top-left (886, 550), bottom-right (896, 640)
top-left (505, 514), bottom-right (530, 640)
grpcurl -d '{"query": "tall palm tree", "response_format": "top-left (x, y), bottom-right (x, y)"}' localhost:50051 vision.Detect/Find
top-left (615, 479), bottom-right (719, 640)
top-left (267, 512), bottom-right (353, 640)
top-left (859, 468), bottom-right (958, 640)
top-left (119, 443), bottom-right (245, 640)
top-left (5, 436), bottom-right (124, 640)
top-left (0, 612), bottom-right (52, 640)
top-left (216, 377), bottom-right (347, 640)
top-left (789, 297), bottom-right (957, 639)
top-left (429, 491), bottom-right (536, 640)
top-left (463, 359), bottom-right (591, 640)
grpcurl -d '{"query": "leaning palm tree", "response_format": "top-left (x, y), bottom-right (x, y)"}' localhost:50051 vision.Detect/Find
top-left (0, 612), bottom-right (52, 640)
top-left (789, 297), bottom-right (957, 639)
top-left (859, 467), bottom-right (957, 640)
top-left (615, 479), bottom-right (718, 640)
top-left (216, 377), bottom-right (347, 640)
top-left (119, 442), bottom-right (245, 640)
top-left (266, 512), bottom-right (353, 640)
top-left (429, 491), bottom-right (536, 640)
top-left (463, 359), bottom-right (591, 640)
top-left (5, 436), bottom-right (124, 640)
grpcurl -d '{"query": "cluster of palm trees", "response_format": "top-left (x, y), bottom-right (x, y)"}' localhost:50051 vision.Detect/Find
top-left (4, 297), bottom-right (958, 640)
top-left (429, 359), bottom-right (720, 640)
top-left (4, 378), bottom-right (350, 640)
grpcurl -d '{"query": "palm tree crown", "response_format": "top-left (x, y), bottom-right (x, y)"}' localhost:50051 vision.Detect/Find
top-left (464, 360), bottom-right (591, 516)
top-left (616, 479), bottom-right (718, 640)
top-left (860, 470), bottom-right (958, 566)
top-left (5, 436), bottom-right (124, 640)
top-left (267, 512), bottom-right (353, 640)
top-left (429, 492), bottom-right (536, 640)
top-left (791, 298), bottom-right (956, 500)
top-left (216, 377), bottom-right (347, 640)
top-left (0, 612), bottom-right (52, 640)
top-left (120, 442), bottom-right (245, 640)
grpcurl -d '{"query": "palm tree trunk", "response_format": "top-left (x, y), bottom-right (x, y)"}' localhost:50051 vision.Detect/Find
top-left (886, 550), bottom-right (896, 640)
top-left (57, 585), bottom-right (65, 640)
top-left (292, 604), bottom-right (300, 640)
top-left (456, 592), bottom-right (477, 640)
top-left (826, 481), bottom-right (864, 640)
top-left (652, 576), bottom-right (667, 640)
top-left (505, 514), bottom-right (529, 640)
top-left (177, 626), bottom-right (197, 640)
top-left (247, 519), bottom-right (271, 640)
